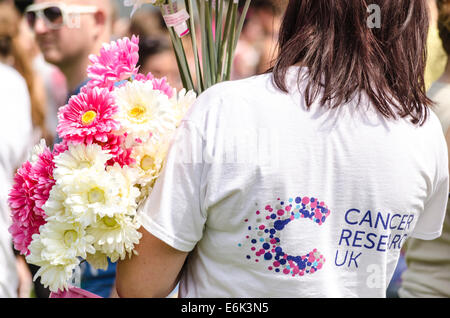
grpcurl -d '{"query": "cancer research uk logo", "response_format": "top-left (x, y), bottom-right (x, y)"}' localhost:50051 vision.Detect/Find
top-left (240, 196), bottom-right (414, 283)
top-left (240, 196), bottom-right (331, 277)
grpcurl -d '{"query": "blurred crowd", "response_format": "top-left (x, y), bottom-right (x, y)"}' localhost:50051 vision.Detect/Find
top-left (0, 0), bottom-right (448, 298)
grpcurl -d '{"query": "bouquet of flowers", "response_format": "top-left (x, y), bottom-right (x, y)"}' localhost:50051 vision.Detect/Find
top-left (124, 0), bottom-right (252, 93)
top-left (7, 35), bottom-right (196, 293)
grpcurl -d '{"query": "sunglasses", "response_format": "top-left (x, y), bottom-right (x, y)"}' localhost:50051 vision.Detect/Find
top-left (25, 3), bottom-right (98, 30)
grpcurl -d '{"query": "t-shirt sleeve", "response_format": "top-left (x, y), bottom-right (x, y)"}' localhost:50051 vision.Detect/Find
top-left (411, 124), bottom-right (449, 240)
top-left (137, 120), bottom-right (206, 252)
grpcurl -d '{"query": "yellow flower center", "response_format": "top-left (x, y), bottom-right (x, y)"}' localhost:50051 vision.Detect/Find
top-left (81, 110), bottom-right (97, 125)
top-left (88, 187), bottom-right (105, 204)
top-left (78, 161), bottom-right (92, 169)
top-left (128, 105), bottom-right (147, 122)
top-left (140, 155), bottom-right (154, 171)
top-left (102, 216), bottom-right (118, 228)
top-left (63, 230), bottom-right (78, 246)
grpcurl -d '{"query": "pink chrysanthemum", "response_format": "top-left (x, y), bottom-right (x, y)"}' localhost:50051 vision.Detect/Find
top-left (57, 86), bottom-right (121, 145)
top-left (52, 141), bottom-right (68, 157)
top-left (151, 77), bottom-right (175, 99)
top-left (8, 148), bottom-right (55, 255)
top-left (87, 35), bottom-right (140, 90)
top-left (134, 72), bottom-right (154, 82)
top-left (31, 147), bottom-right (56, 210)
top-left (95, 133), bottom-right (135, 167)
top-left (8, 162), bottom-right (40, 255)
top-left (135, 72), bottom-right (175, 99)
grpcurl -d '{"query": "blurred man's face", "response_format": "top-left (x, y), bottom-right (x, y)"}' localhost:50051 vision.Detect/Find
top-left (29, 0), bottom-right (99, 68)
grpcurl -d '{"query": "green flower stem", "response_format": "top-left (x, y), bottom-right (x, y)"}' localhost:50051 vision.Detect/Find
top-left (167, 25), bottom-right (195, 91)
top-left (225, 1), bottom-right (238, 80)
top-left (205, 0), bottom-right (217, 83)
top-left (173, 45), bottom-right (188, 89)
top-left (233, 0), bottom-right (251, 51)
top-left (215, 0), bottom-right (224, 53)
top-left (216, 0), bottom-right (234, 82)
top-left (197, 0), bottom-right (212, 88)
top-left (164, 0), bottom-right (194, 91)
top-left (186, 0), bottom-right (204, 93)
top-left (159, 0), bottom-right (251, 92)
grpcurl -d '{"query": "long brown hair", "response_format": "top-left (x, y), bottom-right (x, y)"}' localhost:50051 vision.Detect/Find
top-left (272, 0), bottom-right (431, 125)
top-left (0, 2), bottom-right (51, 142)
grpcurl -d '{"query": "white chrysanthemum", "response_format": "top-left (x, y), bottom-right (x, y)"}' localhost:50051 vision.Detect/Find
top-left (170, 88), bottom-right (197, 126)
top-left (86, 213), bottom-right (142, 262)
top-left (85, 251), bottom-right (109, 271)
top-left (33, 261), bottom-right (78, 293)
top-left (26, 234), bottom-right (80, 293)
top-left (62, 170), bottom-right (124, 224)
top-left (53, 143), bottom-right (112, 182)
top-left (131, 137), bottom-right (170, 187)
top-left (37, 220), bottom-right (95, 264)
top-left (42, 183), bottom-right (74, 223)
top-left (113, 80), bottom-right (177, 140)
top-left (136, 183), bottom-right (152, 206)
top-left (44, 171), bottom-right (117, 226)
top-left (29, 139), bottom-right (47, 164)
top-left (106, 163), bottom-right (141, 215)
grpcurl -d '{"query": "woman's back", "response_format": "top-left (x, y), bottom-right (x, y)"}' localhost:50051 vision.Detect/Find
top-left (118, 0), bottom-right (449, 299)
top-left (140, 68), bottom-right (448, 297)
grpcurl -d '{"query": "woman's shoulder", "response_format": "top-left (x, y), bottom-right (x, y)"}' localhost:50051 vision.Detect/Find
top-left (204, 73), bottom-right (275, 99)
top-left (182, 73), bottom-right (276, 123)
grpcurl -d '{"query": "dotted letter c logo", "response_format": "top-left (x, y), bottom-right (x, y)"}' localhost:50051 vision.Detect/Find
top-left (243, 196), bottom-right (331, 277)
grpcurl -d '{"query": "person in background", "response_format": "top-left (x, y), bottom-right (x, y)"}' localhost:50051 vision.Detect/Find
top-left (386, 0), bottom-right (448, 298)
top-left (0, 61), bottom-right (34, 299)
top-left (399, 0), bottom-right (450, 298)
top-left (233, 0), bottom-right (287, 79)
top-left (128, 7), bottom-right (166, 38)
top-left (0, 0), bottom-right (53, 298)
top-left (138, 36), bottom-right (182, 91)
top-left (251, 0), bottom-right (287, 74)
top-left (14, 0), bottom-right (67, 145)
top-left (0, 1), bottom-right (51, 145)
top-left (27, 0), bottom-right (117, 298)
top-left (0, 1), bottom-right (34, 299)
top-left (425, 0), bottom-right (448, 90)
top-left (127, 8), bottom-right (182, 90)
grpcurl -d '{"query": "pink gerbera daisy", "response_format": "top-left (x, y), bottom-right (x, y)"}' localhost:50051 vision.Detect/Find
top-left (95, 133), bottom-right (135, 167)
top-left (150, 77), bottom-right (175, 99)
top-left (87, 35), bottom-right (140, 90)
top-left (8, 147), bottom-right (55, 255)
top-left (57, 86), bottom-right (121, 145)
top-left (52, 141), bottom-right (68, 157)
top-left (135, 72), bottom-right (175, 99)
top-left (8, 161), bottom-right (40, 255)
top-left (31, 147), bottom-right (56, 210)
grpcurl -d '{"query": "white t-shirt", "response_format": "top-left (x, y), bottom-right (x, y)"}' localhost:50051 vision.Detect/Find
top-left (139, 67), bottom-right (449, 298)
top-left (0, 63), bottom-right (33, 297)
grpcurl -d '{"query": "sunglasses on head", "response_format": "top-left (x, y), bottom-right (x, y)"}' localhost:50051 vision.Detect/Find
top-left (25, 3), bottom-right (98, 30)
